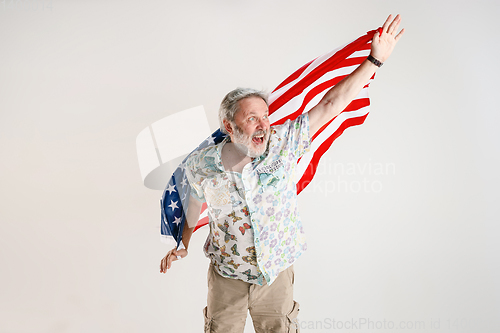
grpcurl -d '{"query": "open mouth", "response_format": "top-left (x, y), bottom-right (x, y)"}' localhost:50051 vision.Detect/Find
top-left (252, 134), bottom-right (265, 145)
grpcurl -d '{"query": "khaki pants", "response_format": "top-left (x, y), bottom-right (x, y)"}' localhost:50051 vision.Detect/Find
top-left (204, 264), bottom-right (300, 333)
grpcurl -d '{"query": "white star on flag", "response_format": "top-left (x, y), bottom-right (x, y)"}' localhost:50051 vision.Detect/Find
top-left (166, 184), bottom-right (176, 194)
top-left (168, 200), bottom-right (179, 211)
top-left (206, 135), bottom-right (215, 145)
top-left (181, 177), bottom-right (187, 187)
top-left (173, 216), bottom-right (182, 226)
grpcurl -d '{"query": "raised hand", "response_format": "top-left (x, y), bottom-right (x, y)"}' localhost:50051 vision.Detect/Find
top-left (371, 14), bottom-right (405, 63)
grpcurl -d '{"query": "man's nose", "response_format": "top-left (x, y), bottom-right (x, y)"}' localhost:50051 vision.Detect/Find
top-left (257, 118), bottom-right (268, 130)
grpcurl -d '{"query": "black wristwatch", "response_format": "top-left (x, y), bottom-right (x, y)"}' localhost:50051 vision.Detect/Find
top-left (367, 54), bottom-right (383, 67)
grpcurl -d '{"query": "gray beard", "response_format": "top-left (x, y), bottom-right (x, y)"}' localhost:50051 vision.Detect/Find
top-left (231, 126), bottom-right (268, 158)
top-left (233, 142), bottom-right (259, 158)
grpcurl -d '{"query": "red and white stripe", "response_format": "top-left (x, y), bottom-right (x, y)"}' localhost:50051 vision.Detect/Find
top-left (268, 29), bottom-right (377, 193)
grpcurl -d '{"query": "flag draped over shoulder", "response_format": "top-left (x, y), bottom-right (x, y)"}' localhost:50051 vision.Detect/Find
top-left (160, 29), bottom-right (378, 249)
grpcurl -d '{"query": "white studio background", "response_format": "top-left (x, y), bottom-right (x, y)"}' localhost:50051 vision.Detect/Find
top-left (1, 1), bottom-right (499, 332)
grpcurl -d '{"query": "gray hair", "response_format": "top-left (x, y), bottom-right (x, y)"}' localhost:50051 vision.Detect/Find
top-left (218, 88), bottom-right (268, 134)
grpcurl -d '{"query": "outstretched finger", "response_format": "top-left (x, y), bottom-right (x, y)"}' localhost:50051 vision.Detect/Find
top-left (381, 14), bottom-right (393, 34)
top-left (394, 28), bottom-right (405, 42)
top-left (388, 14), bottom-right (401, 35)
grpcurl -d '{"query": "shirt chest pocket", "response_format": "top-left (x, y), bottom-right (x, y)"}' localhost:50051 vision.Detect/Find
top-left (257, 160), bottom-right (286, 190)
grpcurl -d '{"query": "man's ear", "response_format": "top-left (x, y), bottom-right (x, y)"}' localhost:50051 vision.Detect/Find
top-left (223, 120), bottom-right (233, 135)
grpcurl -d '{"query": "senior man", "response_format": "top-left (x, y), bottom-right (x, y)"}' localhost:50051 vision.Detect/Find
top-left (160, 15), bottom-right (404, 333)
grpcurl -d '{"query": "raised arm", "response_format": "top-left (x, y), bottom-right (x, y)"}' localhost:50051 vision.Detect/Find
top-left (159, 196), bottom-right (202, 273)
top-left (308, 14), bottom-right (405, 137)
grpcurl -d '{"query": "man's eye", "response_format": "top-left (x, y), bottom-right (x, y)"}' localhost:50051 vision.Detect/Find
top-left (249, 117), bottom-right (255, 121)
top-left (263, 115), bottom-right (268, 119)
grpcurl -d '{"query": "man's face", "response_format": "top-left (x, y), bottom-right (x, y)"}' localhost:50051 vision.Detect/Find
top-left (228, 97), bottom-right (271, 158)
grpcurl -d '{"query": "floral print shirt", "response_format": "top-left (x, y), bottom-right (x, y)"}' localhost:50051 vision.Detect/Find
top-left (185, 114), bottom-right (311, 285)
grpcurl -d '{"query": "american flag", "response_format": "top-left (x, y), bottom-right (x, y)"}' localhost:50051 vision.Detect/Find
top-left (160, 29), bottom-right (378, 249)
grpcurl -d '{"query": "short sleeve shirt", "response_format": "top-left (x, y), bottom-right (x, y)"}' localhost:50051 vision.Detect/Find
top-left (185, 113), bottom-right (311, 285)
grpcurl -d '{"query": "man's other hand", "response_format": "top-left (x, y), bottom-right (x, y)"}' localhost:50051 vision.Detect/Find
top-left (160, 248), bottom-right (188, 273)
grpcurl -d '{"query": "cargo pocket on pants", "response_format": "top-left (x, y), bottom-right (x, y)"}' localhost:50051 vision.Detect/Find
top-left (203, 306), bottom-right (213, 332)
top-left (286, 301), bottom-right (300, 332)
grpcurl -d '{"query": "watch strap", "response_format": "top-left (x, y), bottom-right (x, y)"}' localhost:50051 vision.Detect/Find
top-left (367, 54), bottom-right (383, 67)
